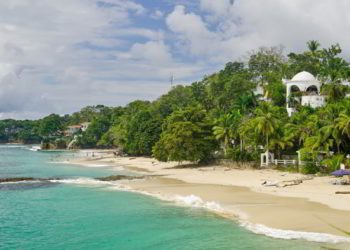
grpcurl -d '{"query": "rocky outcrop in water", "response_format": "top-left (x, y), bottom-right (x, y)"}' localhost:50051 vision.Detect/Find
top-left (96, 175), bottom-right (144, 181)
top-left (0, 175), bottom-right (146, 191)
top-left (0, 175), bottom-right (144, 184)
top-left (0, 177), bottom-right (60, 190)
top-left (0, 177), bottom-right (56, 183)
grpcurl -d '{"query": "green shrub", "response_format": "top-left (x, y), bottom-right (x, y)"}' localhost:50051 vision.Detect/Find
top-left (226, 148), bottom-right (259, 162)
top-left (321, 155), bottom-right (344, 173)
top-left (300, 163), bottom-right (321, 174)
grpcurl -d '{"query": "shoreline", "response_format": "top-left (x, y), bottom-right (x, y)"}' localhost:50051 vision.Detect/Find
top-left (67, 152), bottom-right (350, 245)
top-left (124, 177), bottom-right (350, 244)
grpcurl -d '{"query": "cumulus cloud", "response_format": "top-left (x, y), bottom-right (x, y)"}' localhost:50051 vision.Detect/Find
top-left (166, 0), bottom-right (350, 62)
top-left (0, 0), bottom-right (200, 119)
top-left (151, 10), bottom-right (164, 20)
top-left (166, 5), bottom-right (219, 58)
top-left (2, 0), bottom-right (350, 119)
top-left (0, 0), bottom-right (140, 118)
top-left (121, 41), bottom-right (172, 64)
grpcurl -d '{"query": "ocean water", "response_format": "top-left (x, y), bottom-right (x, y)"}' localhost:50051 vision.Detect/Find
top-left (0, 146), bottom-right (336, 249)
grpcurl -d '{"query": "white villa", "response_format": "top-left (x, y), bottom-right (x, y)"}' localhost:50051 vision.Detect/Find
top-left (283, 71), bottom-right (325, 116)
top-left (254, 71), bottom-right (349, 117)
top-left (81, 122), bottom-right (91, 132)
top-left (64, 122), bottom-right (91, 136)
top-left (259, 71), bottom-right (349, 167)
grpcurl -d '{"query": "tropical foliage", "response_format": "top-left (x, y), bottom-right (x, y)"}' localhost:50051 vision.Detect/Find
top-left (1, 41), bottom-right (350, 172)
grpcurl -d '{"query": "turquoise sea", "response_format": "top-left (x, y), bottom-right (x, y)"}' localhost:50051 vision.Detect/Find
top-left (0, 146), bottom-right (334, 249)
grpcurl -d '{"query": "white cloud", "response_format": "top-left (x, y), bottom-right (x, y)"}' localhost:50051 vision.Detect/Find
top-left (166, 5), bottom-right (217, 57)
top-left (119, 41), bottom-right (172, 64)
top-left (151, 10), bottom-right (164, 20)
top-left (199, 0), bottom-right (234, 19)
top-left (2, 0), bottom-right (350, 119)
top-left (166, 0), bottom-right (350, 63)
top-left (0, 0), bottom-right (192, 119)
top-left (0, 0), bottom-right (212, 119)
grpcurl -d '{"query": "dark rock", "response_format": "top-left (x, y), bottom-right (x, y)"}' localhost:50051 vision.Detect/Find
top-left (0, 177), bottom-right (37, 183)
top-left (96, 175), bottom-right (144, 181)
top-left (0, 177), bottom-right (60, 183)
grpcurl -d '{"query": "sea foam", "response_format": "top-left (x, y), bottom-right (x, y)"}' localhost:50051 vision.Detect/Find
top-left (169, 194), bottom-right (350, 244)
top-left (53, 177), bottom-right (350, 244)
top-left (50, 178), bottom-right (106, 186)
top-left (241, 222), bottom-right (350, 243)
top-left (171, 194), bottom-right (224, 212)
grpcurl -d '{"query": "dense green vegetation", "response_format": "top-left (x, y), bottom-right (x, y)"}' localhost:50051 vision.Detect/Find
top-left (1, 41), bottom-right (350, 173)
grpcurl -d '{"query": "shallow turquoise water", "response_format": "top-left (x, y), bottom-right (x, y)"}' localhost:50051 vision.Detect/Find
top-left (0, 146), bottom-right (327, 249)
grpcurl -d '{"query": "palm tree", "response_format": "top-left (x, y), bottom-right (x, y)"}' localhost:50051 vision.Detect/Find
top-left (233, 91), bottom-right (257, 114)
top-left (250, 103), bottom-right (281, 166)
top-left (237, 116), bottom-right (254, 152)
top-left (334, 106), bottom-right (350, 154)
top-left (322, 82), bottom-right (346, 103)
top-left (213, 111), bottom-right (242, 156)
top-left (285, 113), bottom-right (322, 147)
top-left (319, 124), bottom-right (342, 153)
top-left (335, 113), bottom-right (350, 138)
top-left (303, 104), bottom-right (343, 154)
top-left (269, 134), bottom-right (293, 158)
top-left (213, 114), bottom-right (233, 156)
top-left (307, 40), bottom-right (320, 54)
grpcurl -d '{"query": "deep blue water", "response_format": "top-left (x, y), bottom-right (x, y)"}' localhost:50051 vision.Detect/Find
top-left (0, 146), bottom-right (327, 249)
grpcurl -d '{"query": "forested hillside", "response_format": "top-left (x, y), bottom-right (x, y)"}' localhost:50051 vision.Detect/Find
top-left (1, 41), bottom-right (350, 173)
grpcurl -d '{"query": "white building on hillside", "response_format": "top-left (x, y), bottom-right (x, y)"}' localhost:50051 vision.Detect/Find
top-left (81, 122), bottom-right (91, 132)
top-left (283, 71), bottom-right (325, 116)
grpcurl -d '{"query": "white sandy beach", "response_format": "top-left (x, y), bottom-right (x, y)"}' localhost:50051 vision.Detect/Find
top-left (69, 151), bottom-right (350, 244)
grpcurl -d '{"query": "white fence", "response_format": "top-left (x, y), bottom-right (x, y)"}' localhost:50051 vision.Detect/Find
top-left (261, 159), bottom-right (297, 167)
top-left (273, 159), bottom-right (297, 166)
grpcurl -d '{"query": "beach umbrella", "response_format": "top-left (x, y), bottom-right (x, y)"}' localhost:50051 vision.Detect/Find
top-left (331, 169), bottom-right (350, 177)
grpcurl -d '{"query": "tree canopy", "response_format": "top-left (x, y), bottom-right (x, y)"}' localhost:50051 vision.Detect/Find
top-left (2, 41), bottom-right (350, 173)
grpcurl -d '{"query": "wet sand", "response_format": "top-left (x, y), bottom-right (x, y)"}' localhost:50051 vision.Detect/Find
top-left (70, 153), bottom-right (350, 245)
top-left (128, 177), bottom-right (350, 238)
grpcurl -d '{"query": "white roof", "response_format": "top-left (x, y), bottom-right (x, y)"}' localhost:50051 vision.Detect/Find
top-left (291, 71), bottom-right (316, 82)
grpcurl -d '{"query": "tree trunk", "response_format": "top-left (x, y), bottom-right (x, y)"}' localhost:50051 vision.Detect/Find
top-left (223, 144), bottom-right (227, 157)
top-left (266, 134), bottom-right (269, 167)
top-left (224, 137), bottom-right (228, 157)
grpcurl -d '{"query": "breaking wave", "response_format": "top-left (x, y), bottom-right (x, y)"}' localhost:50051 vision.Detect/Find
top-left (242, 222), bottom-right (350, 244)
top-left (156, 194), bottom-right (350, 244)
top-left (50, 178), bottom-right (106, 186)
top-left (49, 178), bottom-right (350, 244)
top-left (171, 194), bottom-right (224, 212)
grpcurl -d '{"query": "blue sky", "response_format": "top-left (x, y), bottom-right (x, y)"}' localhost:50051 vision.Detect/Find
top-left (0, 0), bottom-right (350, 119)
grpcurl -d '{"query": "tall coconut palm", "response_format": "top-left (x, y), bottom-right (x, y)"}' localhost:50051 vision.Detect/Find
top-left (307, 40), bottom-right (320, 54)
top-left (322, 82), bottom-right (346, 103)
top-left (320, 124), bottom-right (342, 153)
top-left (237, 116), bottom-right (254, 152)
top-left (303, 106), bottom-right (343, 154)
top-left (284, 108), bottom-right (316, 147)
top-left (213, 114), bottom-right (233, 156)
top-left (335, 113), bottom-right (350, 138)
top-left (233, 91), bottom-right (257, 114)
top-left (314, 104), bottom-right (343, 152)
top-left (269, 134), bottom-right (293, 158)
top-left (250, 103), bottom-right (281, 166)
top-left (213, 111), bottom-right (242, 156)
